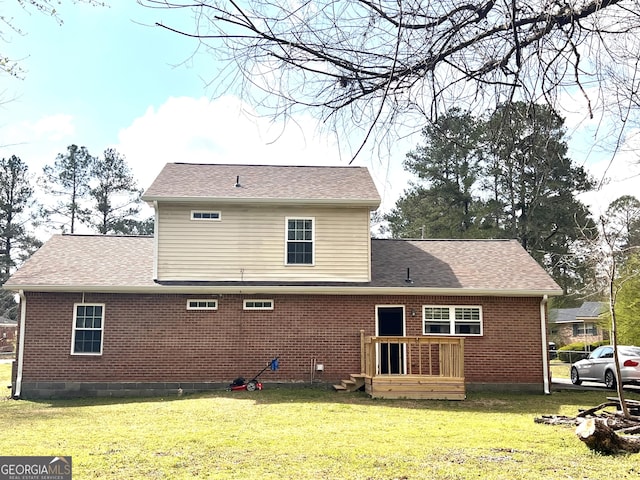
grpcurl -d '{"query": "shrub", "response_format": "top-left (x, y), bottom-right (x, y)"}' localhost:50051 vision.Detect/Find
top-left (557, 341), bottom-right (609, 363)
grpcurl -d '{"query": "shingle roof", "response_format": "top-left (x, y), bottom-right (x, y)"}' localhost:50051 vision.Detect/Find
top-left (3, 235), bottom-right (156, 290)
top-left (142, 163), bottom-right (381, 207)
top-left (576, 301), bottom-right (606, 318)
top-left (549, 301), bottom-right (606, 323)
top-left (371, 239), bottom-right (561, 292)
top-left (4, 235), bottom-right (561, 296)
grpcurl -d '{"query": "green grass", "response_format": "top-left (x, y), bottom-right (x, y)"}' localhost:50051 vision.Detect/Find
top-left (550, 360), bottom-right (570, 379)
top-left (3, 366), bottom-right (640, 479)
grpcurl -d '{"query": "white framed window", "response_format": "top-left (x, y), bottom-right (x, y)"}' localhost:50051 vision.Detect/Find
top-left (423, 306), bottom-right (482, 336)
top-left (191, 211), bottom-right (221, 221)
top-left (573, 323), bottom-right (598, 336)
top-left (187, 299), bottom-right (218, 310)
top-left (71, 303), bottom-right (105, 355)
top-left (285, 217), bottom-right (314, 265)
top-left (243, 299), bottom-right (274, 310)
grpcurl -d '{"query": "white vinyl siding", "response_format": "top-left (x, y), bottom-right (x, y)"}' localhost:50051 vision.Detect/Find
top-left (155, 203), bottom-right (371, 282)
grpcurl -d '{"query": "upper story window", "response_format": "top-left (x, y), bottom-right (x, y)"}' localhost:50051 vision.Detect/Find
top-left (191, 211), bottom-right (221, 221)
top-left (187, 299), bottom-right (218, 310)
top-left (423, 306), bottom-right (482, 336)
top-left (71, 304), bottom-right (104, 355)
top-left (286, 218), bottom-right (314, 265)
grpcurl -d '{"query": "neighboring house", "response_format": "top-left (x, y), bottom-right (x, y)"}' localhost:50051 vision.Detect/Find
top-left (4, 163), bottom-right (562, 399)
top-left (0, 316), bottom-right (17, 353)
top-left (548, 302), bottom-right (608, 346)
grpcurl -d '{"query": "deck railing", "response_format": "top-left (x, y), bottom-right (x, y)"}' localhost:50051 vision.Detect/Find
top-left (361, 331), bottom-right (464, 379)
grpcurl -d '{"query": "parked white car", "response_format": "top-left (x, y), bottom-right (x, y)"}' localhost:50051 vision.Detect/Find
top-left (571, 345), bottom-right (640, 389)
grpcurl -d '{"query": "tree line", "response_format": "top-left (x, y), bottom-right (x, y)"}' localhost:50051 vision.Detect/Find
top-left (0, 145), bottom-right (151, 320)
top-left (381, 102), bottom-right (640, 342)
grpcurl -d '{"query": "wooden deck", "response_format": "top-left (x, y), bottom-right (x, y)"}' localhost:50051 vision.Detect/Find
top-left (360, 333), bottom-right (465, 400)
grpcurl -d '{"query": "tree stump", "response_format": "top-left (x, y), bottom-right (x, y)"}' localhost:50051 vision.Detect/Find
top-left (576, 418), bottom-right (640, 454)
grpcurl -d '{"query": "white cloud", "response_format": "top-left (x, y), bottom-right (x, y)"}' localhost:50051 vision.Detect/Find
top-left (2, 114), bottom-right (75, 146)
top-left (0, 114), bottom-right (77, 178)
top-left (116, 95), bottom-right (353, 190)
top-left (579, 132), bottom-right (640, 217)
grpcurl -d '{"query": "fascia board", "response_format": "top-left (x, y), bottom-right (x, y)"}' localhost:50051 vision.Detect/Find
top-left (141, 196), bottom-right (381, 209)
top-left (6, 284), bottom-right (564, 297)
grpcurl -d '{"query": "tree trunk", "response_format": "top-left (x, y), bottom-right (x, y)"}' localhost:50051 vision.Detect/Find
top-left (576, 418), bottom-right (640, 454)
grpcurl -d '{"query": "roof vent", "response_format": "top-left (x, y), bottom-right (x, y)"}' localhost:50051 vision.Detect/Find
top-left (405, 267), bottom-right (413, 284)
top-left (234, 175), bottom-right (241, 188)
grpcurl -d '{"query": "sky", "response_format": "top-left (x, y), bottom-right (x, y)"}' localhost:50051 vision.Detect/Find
top-left (1, 1), bottom-right (639, 236)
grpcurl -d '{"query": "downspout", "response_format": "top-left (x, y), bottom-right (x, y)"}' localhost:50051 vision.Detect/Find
top-left (540, 294), bottom-right (550, 394)
top-left (14, 290), bottom-right (26, 399)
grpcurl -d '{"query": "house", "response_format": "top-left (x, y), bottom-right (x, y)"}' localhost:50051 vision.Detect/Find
top-left (4, 163), bottom-right (562, 399)
top-left (548, 301), bottom-right (608, 346)
top-left (0, 316), bottom-right (17, 353)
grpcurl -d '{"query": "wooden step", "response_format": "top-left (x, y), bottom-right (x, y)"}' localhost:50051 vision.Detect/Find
top-left (333, 374), bottom-right (366, 392)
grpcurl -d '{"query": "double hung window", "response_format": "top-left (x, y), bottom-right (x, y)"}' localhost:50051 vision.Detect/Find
top-left (71, 304), bottom-right (104, 354)
top-left (286, 218), bottom-right (314, 265)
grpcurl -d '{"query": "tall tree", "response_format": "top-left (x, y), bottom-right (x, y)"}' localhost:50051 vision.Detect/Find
top-left (40, 144), bottom-right (94, 233)
top-left (483, 103), bottom-right (596, 293)
top-left (89, 148), bottom-right (142, 235)
top-left (585, 198), bottom-right (640, 418)
top-left (0, 155), bottom-right (41, 319)
top-left (614, 253), bottom-right (640, 346)
top-left (142, 0), bottom-right (640, 159)
top-left (401, 108), bottom-right (483, 238)
top-left (386, 103), bottom-right (595, 295)
top-left (605, 195), bottom-right (640, 251)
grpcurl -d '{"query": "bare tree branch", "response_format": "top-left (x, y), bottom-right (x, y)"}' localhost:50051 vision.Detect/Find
top-left (139, 0), bottom-right (640, 159)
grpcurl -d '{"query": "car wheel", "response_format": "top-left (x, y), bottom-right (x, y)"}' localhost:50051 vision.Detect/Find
top-left (604, 370), bottom-right (617, 389)
top-left (570, 367), bottom-right (582, 385)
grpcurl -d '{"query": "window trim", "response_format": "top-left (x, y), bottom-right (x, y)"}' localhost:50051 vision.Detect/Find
top-left (243, 299), bottom-right (274, 311)
top-left (190, 210), bottom-right (221, 221)
top-left (70, 303), bottom-right (105, 356)
top-left (422, 305), bottom-right (483, 336)
top-left (284, 217), bottom-right (315, 266)
top-left (186, 299), bottom-right (218, 310)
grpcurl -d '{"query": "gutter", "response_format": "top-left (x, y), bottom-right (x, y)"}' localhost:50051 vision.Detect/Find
top-left (141, 195), bottom-right (381, 210)
top-left (6, 284), bottom-right (564, 297)
top-left (14, 290), bottom-right (26, 399)
top-left (540, 294), bottom-right (550, 394)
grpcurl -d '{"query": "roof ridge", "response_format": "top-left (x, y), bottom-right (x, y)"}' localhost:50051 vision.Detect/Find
top-left (60, 234), bottom-right (153, 239)
top-left (372, 238), bottom-right (517, 242)
top-left (170, 162), bottom-right (364, 169)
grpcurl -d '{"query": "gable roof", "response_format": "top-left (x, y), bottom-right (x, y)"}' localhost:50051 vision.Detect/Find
top-left (142, 163), bottom-right (381, 208)
top-left (3, 235), bottom-right (561, 296)
top-left (549, 301), bottom-right (606, 323)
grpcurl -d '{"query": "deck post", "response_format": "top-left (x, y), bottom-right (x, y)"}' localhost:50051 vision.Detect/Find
top-left (360, 329), bottom-right (365, 374)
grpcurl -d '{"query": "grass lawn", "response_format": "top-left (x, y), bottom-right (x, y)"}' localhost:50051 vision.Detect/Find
top-left (2, 363), bottom-right (640, 479)
top-left (550, 360), bottom-right (570, 379)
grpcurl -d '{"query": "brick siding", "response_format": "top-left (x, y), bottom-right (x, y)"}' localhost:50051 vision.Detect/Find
top-left (14, 292), bottom-right (545, 397)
